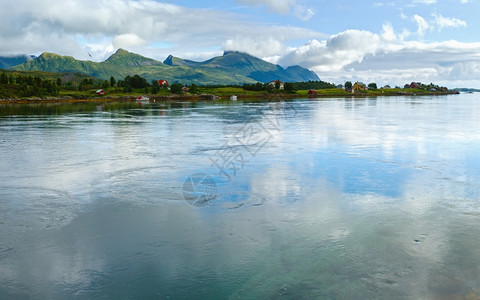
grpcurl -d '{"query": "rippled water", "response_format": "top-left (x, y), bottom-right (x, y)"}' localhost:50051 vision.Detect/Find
top-left (1, 95), bottom-right (480, 299)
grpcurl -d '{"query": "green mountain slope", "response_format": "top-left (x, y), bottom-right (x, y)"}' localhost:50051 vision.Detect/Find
top-left (12, 49), bottom-right (319, 85)
top-left (0, 55), bottom-right (36, 69)
top-left (164, 51), bottom-right (319, 83)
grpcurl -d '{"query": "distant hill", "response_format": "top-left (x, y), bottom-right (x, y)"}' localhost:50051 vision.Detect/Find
top-left (0, 55), bottom-right (36, 69)
top-left (11, 49), bottom-right (319, 85)
top-left (0, 69), bottom-right (104, 87)
top-left (452, 88), bottom-right (480, 93)
top-left (164, 51), bottom-right (319, 83)
top-left (163, 54), bottom-right (200, 68)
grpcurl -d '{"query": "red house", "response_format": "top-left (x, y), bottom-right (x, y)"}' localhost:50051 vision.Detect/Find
top-left (308, 89), bottom-right (317, 95)
top-left (158, 80), bottom-right (169, 86)
top-left (410, 82), bottom-right (421, 89)
top-left (95, 89), bottom-right (106, 95)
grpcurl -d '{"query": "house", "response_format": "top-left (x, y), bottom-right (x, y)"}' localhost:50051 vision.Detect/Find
top-left (405, 82), bottom-right (421, 89)
top-left (158, 80), bottom-right (169, 86)
top-left (353, 82), bottom-right (367, 91)
top-left (269, 80), bottom-right (284, 90)
top-left (182, 86), bottom-right (188, 93)
top-left (308, 89), bottom-right (317, 95)
top-left (409, 82), bottom-right (421, 89)
top-left (95, 89), bottom-right (106, 95)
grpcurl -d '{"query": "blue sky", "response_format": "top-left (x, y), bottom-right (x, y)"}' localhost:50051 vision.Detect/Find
top-left (0, 0), bottom-right (479, 87)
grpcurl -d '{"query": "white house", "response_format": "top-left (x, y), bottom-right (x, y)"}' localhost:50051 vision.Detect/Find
top-left (268, 80), bottom-right (284, 90)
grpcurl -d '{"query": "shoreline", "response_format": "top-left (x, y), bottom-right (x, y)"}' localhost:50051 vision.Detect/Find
top-left (0, 90), bottom-right (460, 104)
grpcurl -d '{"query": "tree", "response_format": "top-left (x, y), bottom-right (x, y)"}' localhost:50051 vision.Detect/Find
top-left (284, 82), bottom-right (295, 92)
top-left (56, 77), bottom-right (62, 87)
top-left (123, 84), bottom-right (133, 93)
top-left (368, 83), bottom-right (377, 90)
top-left (151, 80), bottom-right (160, 94)
top-left (110, 76), bottom-right (116, 87)
top-left (345, 81), bottom-right (352, 90)
top-left (26, 76), bottom-right (34, 85)
top-left (122, 75), bottom-right (149, 89)
top-left (81, 78), bottom-right (93, 86)
top-left (170, 83), bottom-right (183, 94)
top-left (131, 75), bottom-right (149, 89)
top-left (34, 76), bottom-right (42, 87)
top-left (43, 80), bottom-right (57, 95)
top-left (275, 80), bottom-right (281, 89)
top-left (189, 83), bottom-right (198, 94)
top-left (0, 73), bottom-right (7, 84)
top-left (266, 82), bottom-right (275, 92)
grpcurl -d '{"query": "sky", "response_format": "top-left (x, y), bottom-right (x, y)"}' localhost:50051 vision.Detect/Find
top-left (1, 0), bottom-right (479, 87)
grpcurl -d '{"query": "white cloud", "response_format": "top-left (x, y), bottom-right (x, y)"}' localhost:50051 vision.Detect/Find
top-left (223, 36), bottom-right (285, 57)
top-left (278, 30), bottom-right (381, 72)
top-left (235, 0), bottom-right (314, 20)
top-left (381, 23), bottom-right (397, 42)
top-left (235, 0), bottom-right (296, 14)
top-left (432, 14), bottom-right (467, 30)
top-left (113, 33), bottom-right (147, 49)
top-left (410, 13), bottom-right (467, 38)
top-left (294, 4), bottom-right (315, 21)
top-left (276, 24), bottom-right (480, 87)
top-left (413, 15), bottom-right (430, 37)
top-left (0, 0), bottom-right (323, 61)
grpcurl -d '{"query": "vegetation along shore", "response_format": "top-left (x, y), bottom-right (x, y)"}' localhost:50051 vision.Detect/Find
top-left (0, 70), bottom-right (458, 104)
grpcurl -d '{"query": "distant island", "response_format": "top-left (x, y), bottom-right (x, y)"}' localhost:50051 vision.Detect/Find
top-left (0, 49), bottom-right (459, 102)
top-left (452, 88), bottom-right (480, 93)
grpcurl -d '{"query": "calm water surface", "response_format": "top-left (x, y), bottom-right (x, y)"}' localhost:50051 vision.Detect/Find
top-left (1, 95), bottom-right (480, 299)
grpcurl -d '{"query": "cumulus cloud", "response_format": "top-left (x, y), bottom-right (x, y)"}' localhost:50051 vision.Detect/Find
top-left (381, 23), bottom-right (397, 41)
top-left (223, 36), bottom-right (286, 58)
top-left (113, 33), bottom-right (147, 49)
top-left (276, 23), bottom-right (480, 87)
top-left (0, 0), bottom-right (322, 61)
top-left (222, 25), bottom-right (325, 58)
top-left (278, 30), bottom-right (381, 72)
top-left (344, 40), bottom-right (480, 86)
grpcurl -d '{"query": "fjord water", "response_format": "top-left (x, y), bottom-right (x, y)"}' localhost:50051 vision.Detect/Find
top-left (1, 95), bottom-right (479, 299)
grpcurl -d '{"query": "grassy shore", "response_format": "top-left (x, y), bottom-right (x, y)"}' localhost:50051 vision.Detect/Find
top-left (0, 86), bottom-right (459, 104)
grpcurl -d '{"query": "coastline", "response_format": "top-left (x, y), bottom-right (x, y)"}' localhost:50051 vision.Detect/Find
top-left (0, 90), bottom-right (460, 104)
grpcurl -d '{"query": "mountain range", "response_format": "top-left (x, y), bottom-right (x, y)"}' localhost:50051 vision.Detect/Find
top-left (2, 49), bottom-right (319, 85)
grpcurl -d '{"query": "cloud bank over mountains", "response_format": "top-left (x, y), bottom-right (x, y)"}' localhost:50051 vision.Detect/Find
top-left (0, 0), bottom-right (477, 87)
top-left (276, 24), bottom-right (480, 87)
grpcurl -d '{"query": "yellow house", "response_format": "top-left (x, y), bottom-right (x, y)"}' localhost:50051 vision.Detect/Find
top-left (353, 82), bottom-right (367, 91)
